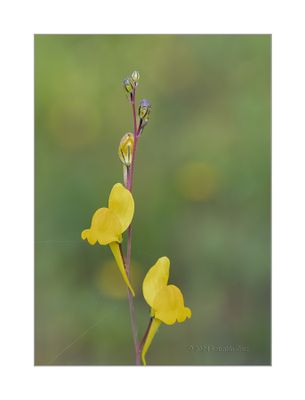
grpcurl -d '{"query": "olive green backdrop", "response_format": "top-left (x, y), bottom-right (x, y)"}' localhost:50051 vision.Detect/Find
top-left (35, 34), bottom-right (271, 365)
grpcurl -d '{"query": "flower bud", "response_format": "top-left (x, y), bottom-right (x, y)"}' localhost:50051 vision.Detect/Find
top-left (123, 78), bottom-right (134, 94)
top-left (138, 99), bottom-right (152, 121)
top-left (131, 70), bottom-right (140, 83)
top-left (118, 132), bottom-right (134, 167)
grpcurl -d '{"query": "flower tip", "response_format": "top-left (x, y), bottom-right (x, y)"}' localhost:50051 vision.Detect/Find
top-left (140, 98), bottom-right (151, 107)
top-left (131, 70), bottom-right (140, 82)
top-left (156, 257), bottom-right (170, 276)
top-left (123, 77), bottom-right (134, 94)
top-left (112, 182), bottom-right (124, 190)
top-left (138, 99), bottom-right (152, 121)
top-left (124, 277), bottom-right (136, 297)
top-left (81, 228), bottom-right (97, 245)
top-left (159, 256), bottom-right (170, 264)
top-left (118, 133), bottom-right (134, 167)
top-left (141, 353), bottom-right (147, 366)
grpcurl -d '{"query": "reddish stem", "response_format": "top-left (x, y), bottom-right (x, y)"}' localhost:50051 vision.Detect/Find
top-left (119, 243), bottom-right (139, 361)
top-left (127, 94), bottom-right (139, 192)
top-left (124, 88), bottom-right (141, 365)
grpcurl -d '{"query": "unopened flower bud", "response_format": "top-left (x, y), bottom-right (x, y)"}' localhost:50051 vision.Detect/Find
top-left (138, 99), bottom-right (152, 121)
top-left (131, 70), bottom-right (140, 83)
top-left (123, 78), bottom-right (134, 94)
top-left (118, 132), bottom-right (134, 167)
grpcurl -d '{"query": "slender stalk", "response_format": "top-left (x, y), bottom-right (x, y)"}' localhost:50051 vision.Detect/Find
top-left (127, 91), bottom-right (139, 192)
top-left (124, 88), bottom-right (141, 365)
top-left (119, 243), bottom-right (138, 357)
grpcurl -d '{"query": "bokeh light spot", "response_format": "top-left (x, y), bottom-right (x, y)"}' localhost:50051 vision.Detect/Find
top-left (96, 259), bottom-right (143, 299)
top-left (176, 162), bottom-right (220, 202)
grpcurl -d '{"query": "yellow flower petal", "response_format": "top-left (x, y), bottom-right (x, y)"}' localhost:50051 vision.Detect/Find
top-left (141, 318), bottom-right (161, 366)
top-left (108, 183), bottom-right (134, 233)
top-left (142, 257), bottom-right (170, 308)
top-left (109, 242), bottom-right (135, 297)
top-left (81, 228), bottom-right (97, 245)
top-left (82, 208), bottom-right (122, 245)
top-left (177, 306), bottom-right (192, 322)
top-left (152, 284), bottom-right (191, 325)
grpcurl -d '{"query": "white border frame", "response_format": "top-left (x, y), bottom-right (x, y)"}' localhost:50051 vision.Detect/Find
top-left (1, 0), bottom-right (305, 398)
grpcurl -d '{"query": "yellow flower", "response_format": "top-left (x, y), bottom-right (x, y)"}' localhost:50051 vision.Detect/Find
top-left (141, 257), bottom-right (191, 365)
top-left (81, 183), bottom-right (135, 296)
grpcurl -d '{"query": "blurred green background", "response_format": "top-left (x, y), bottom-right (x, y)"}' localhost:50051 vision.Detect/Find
top-left (35, 35), bottom-right (271, 365)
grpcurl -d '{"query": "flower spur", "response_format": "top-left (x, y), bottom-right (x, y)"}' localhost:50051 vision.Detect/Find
top-left (141, 256), bottom-right (191, 365)
top-left (82, 183), bottom-right (135, 296)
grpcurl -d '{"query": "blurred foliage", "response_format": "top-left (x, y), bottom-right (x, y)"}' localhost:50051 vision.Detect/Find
top-left (35, 35), bottom-right (271, 365)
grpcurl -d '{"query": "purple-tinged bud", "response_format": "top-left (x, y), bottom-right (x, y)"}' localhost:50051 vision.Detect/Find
top-left (123, 78), bottom-right (134, 94)
top-left (138, 99), bottom-right (152, 121)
